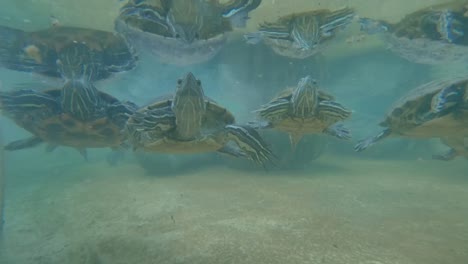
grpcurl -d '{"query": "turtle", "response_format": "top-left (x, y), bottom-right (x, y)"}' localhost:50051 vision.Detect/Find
top-left (244, 7), bottom-right (355, 59)
top-left (0, 24), bottom-right (137, 81)
top-left (354, 77), bottom-right (468, 159)
top-left (250, 75), bottom-right (352, 150)
top-left (0, 42), bottom-right (138, 162)
top-left (359, 1), bottom-right (468, 64)
top-left (115, 0), bottom-right (262, 65)
top-left (125, 72), bottom-right (274, 166)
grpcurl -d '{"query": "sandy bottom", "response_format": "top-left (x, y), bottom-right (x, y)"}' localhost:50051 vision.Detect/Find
top-left (0, 156), bottom-right (467, 264)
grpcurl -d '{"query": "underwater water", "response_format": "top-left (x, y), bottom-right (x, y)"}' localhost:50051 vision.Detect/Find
top-left (0, 0), bottom-right (468, 263)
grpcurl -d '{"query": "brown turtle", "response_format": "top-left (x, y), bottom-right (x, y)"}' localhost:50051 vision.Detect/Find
top-left (0, 24), bottom-right (137, 81)
top-left (125, 72), bottom-right (274, 166)
top-left (0, 43), bottom-right (137, 162)
top-left (355, 77), bottom-right (468, 160)
top-left (359, 1), bottom-right (468, 64)
top-left (244, 7), bottom-right (355, 59)
top-left (250, 75), bottom-right (352, 149)
top-left (115, 0), bottom-right (262, 65)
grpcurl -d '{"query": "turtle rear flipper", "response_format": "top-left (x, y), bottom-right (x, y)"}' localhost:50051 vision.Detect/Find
top-left (4, 136), bottom-right (43, 151)
top-left (320, 7), bottom-right (356, 34)
top-left (354, 128), bottom-right (392, 152)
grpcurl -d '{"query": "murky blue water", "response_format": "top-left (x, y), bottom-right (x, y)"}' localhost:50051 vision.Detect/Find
top-left (0, 1), bottom-right (467, 263)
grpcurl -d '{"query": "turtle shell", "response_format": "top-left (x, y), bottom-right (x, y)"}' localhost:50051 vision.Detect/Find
top-left (0, 25), bottom-right (137, 81)
top-left (373, 2), bottom-right (468, 64)
top-left (391, 1), bottom-right (468, 44)
top-left (380, 77), bottom-right (468, 137)
top-left (115, 0), bottom-right (236, 65)
top-left (2, 88), bottom-right (135, 148)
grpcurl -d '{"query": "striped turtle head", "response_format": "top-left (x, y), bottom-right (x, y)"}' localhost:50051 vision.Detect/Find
top-left (291, 75), bottom-right (319, 118)
top-left (171, 72), bottom-right (206, 140)
top-left (165, 1), bottom-right (204, 44)
top-left (57, 42), bottom-right (101, 121)
top-left (290, 16), bottom-right (321, 50)
top-left (56, 42), bottom-right (99, 82)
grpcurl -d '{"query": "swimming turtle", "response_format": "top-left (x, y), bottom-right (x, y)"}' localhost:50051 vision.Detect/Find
top-left (354, 77), bottom-right (468, 157)
top-left (0, 24), bottom-right (137, 81)
top-left (125, 72), bottom-right (274, 166)
top-left (115, 0), bottom-right (262, 65)
top-left (244, 7), bottom-right (355, 59)
top-left (250, 75), bottom-right (352, 149)
top-left (359, 1), bottom-right (468, 64)
top-left (0, 42), bottom-right (138, 161)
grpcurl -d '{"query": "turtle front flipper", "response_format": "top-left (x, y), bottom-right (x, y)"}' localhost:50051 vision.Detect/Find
top-left (359, 18), bottom-right (391, 34)
top-left (4, 136), bottom-right (43, 151)
top-left (323, 123), bottom-right (351, 140)
top-left (221, 0), bottom-right (262, 28)
top-left (317, 100), bottom-right (352, 122)
top-left (354, 128), bottom-right (392, 152)
top-left (224, 124), bottom-right (274, 166)
top-left (320, 7), bottom-right (356, 35)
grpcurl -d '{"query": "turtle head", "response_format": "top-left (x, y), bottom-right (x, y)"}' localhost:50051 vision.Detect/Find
top-left (57, 42), bottom-right (101, 120)
top-left (291, 75), bottom-right (319, 118)
top-left (166, 6), bottom-right (203, 44)
top-left (56, 42), bottom-right (99, 82)
top-left (171, 72), bottom-right (206, 140)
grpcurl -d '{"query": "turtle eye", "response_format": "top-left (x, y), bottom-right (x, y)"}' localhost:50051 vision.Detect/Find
top-left (175, 33), bottom-right (180, 38)
top-left (196, 80), bottom-right (201, 86)
top-left (177, 79), bottom-right (182, 85)
top-left (194, 33), bottom-right (200, 40)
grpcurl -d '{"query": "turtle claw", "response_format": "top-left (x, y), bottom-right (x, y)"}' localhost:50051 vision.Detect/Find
top-left (354, 128), bottom-right (392, 152)
top-left (354, 138), bottom-right (374, 152)
top-left (324, 123), bottom-right (351, 140)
